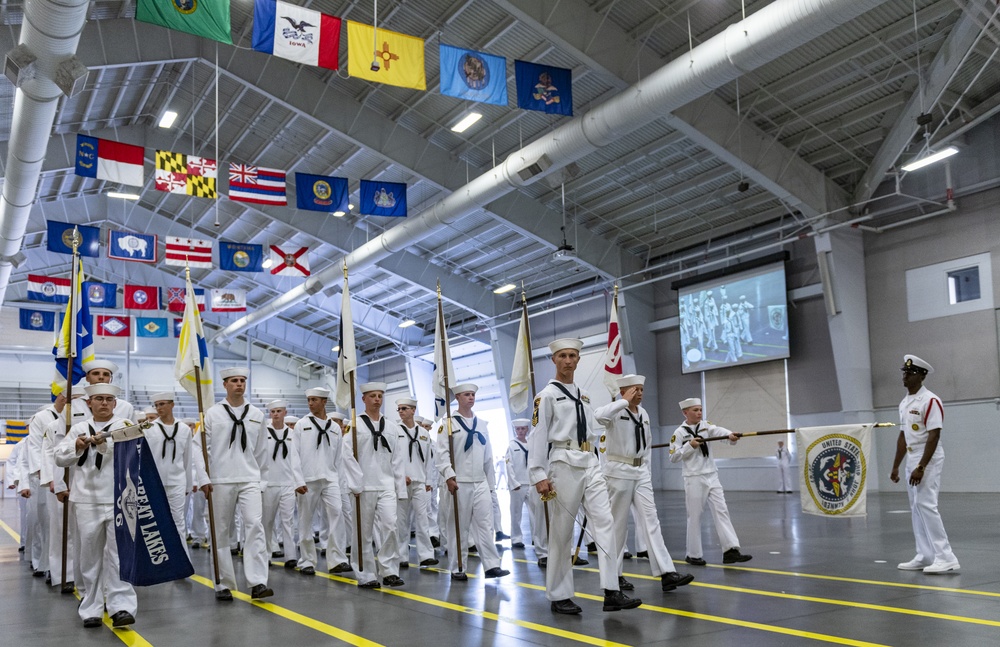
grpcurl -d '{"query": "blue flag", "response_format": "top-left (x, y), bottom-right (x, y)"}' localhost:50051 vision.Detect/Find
top-left (136, 317), bottom-right (168, 338)
top-left (439, 44), bottom-right (508, 106)
top-left (109, 229), bottom-right (157, 263)
top-left (52, 260), bottom-right (95, 398)
top-left (19, 308), bottom-right (55, 332)
top-left (83, 281), bottom-right (117, 308)
top-left (46, 221), bottom-right (101, 257)
top-left (295, 173), bottom-right (348, 213)
top-left (219, 241), bottom-right (263, 272)
top-left (114, 435), bottom-right (194, 586)
top-left (515, 60), bottom-right (573, 116)
top-left (359, 179), bottom-right (407, 217)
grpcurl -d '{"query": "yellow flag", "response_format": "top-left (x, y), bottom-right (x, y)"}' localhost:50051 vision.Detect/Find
top-left (347, 21), bottom-right (426, 90)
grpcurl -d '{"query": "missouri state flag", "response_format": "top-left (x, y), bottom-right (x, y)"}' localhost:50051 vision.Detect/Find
top-left (515, 60), bottom-right (573, 116)
top-left (347, 21), bottom-right (425, 90)
top-left (27, 274), bottom-right (71, 304)
top-left (439, 44), bottom-right (507, 106)
top-left (75, 135), bottom-right (145, 187)
top-left (155, 150), bottom-right (217, 198)
top-left (228, 164), bottom-right (287, 206)
top-left (136, 0), bottom-right (232, 44)
top-left (251, 0), bottom-right (340, 71)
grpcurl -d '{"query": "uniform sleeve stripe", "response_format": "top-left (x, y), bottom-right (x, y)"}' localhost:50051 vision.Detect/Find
top-left (924, 398), bottom-right (944, 426)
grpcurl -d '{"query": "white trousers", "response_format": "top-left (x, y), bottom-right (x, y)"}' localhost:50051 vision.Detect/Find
top-left (351, 490), bottom-right (399, 584)
top-left (509, 485), bottom-right (547, 556)
top-left (75, 502), bottom-right (136, 621)
top-left (905, 453), bottom-right (957, 564)
top-left (17, 495), bottom-right (28, 549)
top-left (45, 491), bottom-right (74, 587)
top-left (684, 472), bottom-right (740, 558)
top-left (546, 460), bottom-right (618, 601)
top-left (776, 463), bottom-right (792, 491)
top-left (298, 479), bottom-right (345, 569)
top-left (262, 485), bottom-right (296, 558)
top-left (441, 480), bottom-right (500, 574)
top-left (607, 475), bottom-right (676, 576)
top-left (427, 484), bottom-right (440, 536)
top-left (26, 473), bottom-right (48, 571)
top-left (212, 483), bottom-right (268, 591)
top-left (164, 484), bottom-right (189, 557)
top-left (396, 481), bottom-right (434, 563)
top-left (189, 489), bottom-right (209, 542)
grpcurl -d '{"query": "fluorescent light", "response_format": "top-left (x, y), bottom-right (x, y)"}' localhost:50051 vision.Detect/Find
top-left (158, 110), bottom-right (178, 129)
top-left (901, 146), bottom-right (959, 172)
top-left (451, 112), bottom-right (483, 133)
top-left (348, 203), bottom-right (355, 210)
top-left (493, 283), bottom-right (516, 294)
top-left (332, 210), bottom-right (346, 217)
top-left (398, 319), bottom-right (416, 328)
top-left (332, 345), bottom-right (340, 353)
top-left (107, 191), bottom-right (140, 200)
top-left (262, 257), bottom-right (274, 269)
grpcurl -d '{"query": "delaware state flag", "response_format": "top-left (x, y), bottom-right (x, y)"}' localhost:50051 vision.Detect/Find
top-left (252, 0), bottom-right (340, 71)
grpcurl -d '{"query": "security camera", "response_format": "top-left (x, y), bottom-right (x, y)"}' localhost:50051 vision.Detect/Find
top-left (370, 59), bottom-right (380, 72)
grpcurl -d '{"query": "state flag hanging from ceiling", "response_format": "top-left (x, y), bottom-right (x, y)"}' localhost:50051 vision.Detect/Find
top-left (165, 237), bottom-right (213, 268)
top-left (439, 44), bottom-right (508, 106)
top-left (83, 281), bottom-right (117, 308)
top-left (173, 318), bottom-right (183, 338)
top-left (108, 229), bottom-right (157, 263)
top-left (19, 309), bottom-right (55, 332)
top-left (359, 179), bottom-right (407, 217)
top-left (251, 0), bottom-right (341, 71)
top-left (155, 151), bottom-right (217, 198)
top-left (136, 0), bottom-right (232, 45)
top-left (27, 274), bottom-right (71, 304)
top-left (46, 221), bottom-right (101, 257)
top-left (124, 285), bottom-right (160, 310)
top-left (97, 315), bottom-right (131, 337)
top-left (167, 287), bottom-right (205, 313)
top-left (74, 135), bottom-right (145, 187)
top-left (136, 317), bottom-right (168, 338)
top-left (219, 241), bottom-right (263, 272)
top-left (515, 60), bottom-right (573, 116)
top-left (295, 173), bottom-right (348, 213)
top-left (210, 288), bottom-right (247, 312)
top-left (346, 21), bottom-right (426, 90)
top-left (268, 245), bottom-right (310, 277)
top-left (228, 163), bottom-right (288, 206)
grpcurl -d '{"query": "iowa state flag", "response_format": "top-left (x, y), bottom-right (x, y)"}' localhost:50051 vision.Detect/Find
top-left (252, 0), bottom-right (340, 71)
top-left (439, 44), bottom-right (507, 106)
top-left (515, 60), bottom-right (573, 116)
top-left (136, 0), bottom-right (232, 45)
top-left (347, 21), bottom-right (425, 90)
top-left (75, 135), bottom-right (145, 187)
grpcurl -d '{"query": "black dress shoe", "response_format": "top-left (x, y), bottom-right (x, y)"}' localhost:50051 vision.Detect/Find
top-left (495, 531), bottom-right (510, 541)
top-left (451, 572), bottom-right (468, 581)
top-left (83, 617), bottom-right (102, 628)
top-left (61, 582), bottom-right (76, 595)
top-left (661, 571), bottom-right (695, 591)
top-left (399, 561), bottom-right (410, 569)
top-left (284, 560), bottom-right (298, 569)
top-left (329, 562), bottom-right (353, 574)
top-left (110, 611), bottom-right (135, 627)
top-left (18, 546), bottom-right (25, 553)
top-left (345, 546), bottom-right (351, 554)
top-left (623, 551), bottom-right (633, 560)
top-left (410, 531), bottom-right (416, 538)
top-left (468, 545), bottom-right (478, 553)
top-left (602, 589), bottom-right (641, 611)
top-left (300, 566), bottom-right (316, 575)
top-left (618, 576), bottom-right (634, 591)
top-left (358, 580), bottom-right (381, 589)
top-left (230, 547), bottom-right (240, 556)
top-left (430, 536), bottom-right (441, 548)
top-left (271, 551), bottom-right (284, 558)
top-left (191, 542), bottom-right (201, 550)
top-left (382, 575), bottom-right (405, 587)
top-left (32, 569), bottom-right (45, 577)
top-left (484, 567), bottom-right (509, 578)
top-left (586, 542), bottom-right (597, 554)
top-left (216, 589), bottom-right (234, 601)
top-left (537, 557), bottom-right (547, 569)
top-left (636, 551), bottom-right (648, 558)
top-left (45, 575), bottom-right (51, 585)
top-left (511, 541), bottom-right (525, 549)
top-left (572, 556), bottom-right (589, 566)
top-left (319, 549), bottom-right (327, 558)
top-left (278, 542), bottom-right (284, 548)
top-left (723, 548), bottom-right (752, 564)
top-left (250, 584), bottom-right (274, 599)
top-left (419, 558), bottom-right (439, 567)
top-left (551, 598), bottom-right (582, 615)
top-left (685, 556), bottom-right (707, 566)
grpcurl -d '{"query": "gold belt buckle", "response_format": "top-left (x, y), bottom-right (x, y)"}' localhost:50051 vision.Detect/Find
top-left (579, 441), bottom-right (592, 452)
top-left (632, 458), bottom-right (643, 467)
top-left (906, 446), bottom-right (913, 453)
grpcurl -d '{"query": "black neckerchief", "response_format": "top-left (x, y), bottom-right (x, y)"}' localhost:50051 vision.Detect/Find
top-left (683, 424), bottom-right (710, 457)
top-left (513, 440), bottom-right (528, 464)
top-left (310, 415), bottom-right (333, 448)
top-left (454, 415), bottom-right (485, 451)
top-left (223, 404), bottom-right (250, 451)
top-left (625, 408), bottom-right (646, 453)
top-left (360, 414), bottom-right (390, 452)
top-left (550, 382), bottom-right (587, 445)
top-left (402, 424), bottom-right (424, 463)
top-left (158, 421), bottom-right (179, 462)
top-left (78, 423), bottom-right (111, 470)
top-left (269, 427), bottom-right (289, 461)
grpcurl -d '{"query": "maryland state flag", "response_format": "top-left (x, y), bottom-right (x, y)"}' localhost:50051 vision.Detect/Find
top-left (136, 0), bottom-right (232, 45)
top-left (347, 21), bottom-right (425, 90)
top-left (155, 150), bottom-right (217, 198)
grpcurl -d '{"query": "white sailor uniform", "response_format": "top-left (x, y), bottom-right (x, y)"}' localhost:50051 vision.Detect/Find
top-left (396, 422), bottom-right (437, 565)
top-left (146, 419), bottom-right (208, 555)
top-left (296, 415), bottom-right (346, 570)
top-left (262, 423), bottom-right (304, 559)
top-left (505, 437), bottom-right (546, 556)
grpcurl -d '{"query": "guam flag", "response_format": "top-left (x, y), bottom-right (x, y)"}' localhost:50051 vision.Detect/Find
top-left (114, 430), bottom-right (194, 585)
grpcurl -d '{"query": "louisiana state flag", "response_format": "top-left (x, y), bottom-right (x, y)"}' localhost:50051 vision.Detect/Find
top-left (347, 21), bottom-right (425, 90)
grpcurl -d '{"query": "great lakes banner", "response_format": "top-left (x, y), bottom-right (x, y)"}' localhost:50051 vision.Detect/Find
top-left (797, 424), bottom-right (872, 517)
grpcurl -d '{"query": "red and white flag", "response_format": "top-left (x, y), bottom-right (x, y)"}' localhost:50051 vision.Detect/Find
top-left (165, 236), bottom-right (213, 268)
top-left (210, 288), bottom-right (247, 312)
top-left (602, 293), bottom-right (623, 396)
top-left (124, 285), bottom-right (160, 310)
top-left (269, 245), bottom-right (310, 276)
top-left (97, 315), bottom-right (131, 337)
top-left (228, 164), bottom-right (287, 206)
top-left (167, 287), bottom-right (205, 313)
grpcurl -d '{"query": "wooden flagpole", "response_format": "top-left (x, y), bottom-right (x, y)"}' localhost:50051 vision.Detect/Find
top-left (58, 236), bottom-right (78, 594)
top-left (649, 423), bottom-right (897, 450)
top-left (346, 264), bottom-right (364, 572)
top-left (520, 289), bottom-right (550, 537)
top-left (438, 282), bottom-right (463, 573)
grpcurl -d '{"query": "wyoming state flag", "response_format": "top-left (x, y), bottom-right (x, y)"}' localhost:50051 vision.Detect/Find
top-left (347, 21), bottom-right (425, 90)
top-left (155, 150), bottom-right (217, 198)
top-left (136, 0), bottom-right (232, 45)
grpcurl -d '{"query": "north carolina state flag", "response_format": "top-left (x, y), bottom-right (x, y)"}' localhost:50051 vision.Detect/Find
top-left (124, 285), bottom-right (160, 310)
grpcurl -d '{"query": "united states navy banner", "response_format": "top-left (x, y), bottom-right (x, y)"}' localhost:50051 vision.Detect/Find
top-left (114, 435), bottom-right (194, 585)
top-left (797, 424), bottom-right (872, 517)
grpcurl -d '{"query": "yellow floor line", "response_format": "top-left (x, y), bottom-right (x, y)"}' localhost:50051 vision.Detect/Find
top-left (190, 574), bottom-right (383, 647)
top-left (71, 590), bottom-right (155, 646)
top-left (0, 518), bottom-right (22, 543)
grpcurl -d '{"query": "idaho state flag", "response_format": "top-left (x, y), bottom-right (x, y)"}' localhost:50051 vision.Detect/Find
top-left (295, 173), bottom-right (348, 213)
top-left (347, 21), bottom-right (425, 90)
top-left (136, 0), bottom-right (232, 45)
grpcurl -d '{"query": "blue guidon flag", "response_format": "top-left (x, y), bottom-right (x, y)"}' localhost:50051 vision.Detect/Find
top-left (114, 430), bottom-right (194, 585)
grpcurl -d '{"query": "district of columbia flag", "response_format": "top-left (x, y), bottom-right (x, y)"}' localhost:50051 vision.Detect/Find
top-left (508, 303), bottom-right (532, 414)
top-left (346, 21), bottom-right (426, 90)
top-left (174, 272), bottom-right (214, 407)
top-left (74, 135), bottom-right (145, 187)
top-left (602, 291), bottom-right (623, 397)
top-left (432, 297), bottom-right (457, 418)
top-left (52, 258), bottom-right (95, 398)
top-left (228, 164), bottom-right (288, 206)
top-left (268, 245), bottom-right (310, 276)
top-left (251, 0), bottom-right (341, 71)
top-left (27, 274), bottom-right (71, 303)
top-left (165, 236), bottom-right (213, 268)
top-left (334, 271), bottom-right (357, 411)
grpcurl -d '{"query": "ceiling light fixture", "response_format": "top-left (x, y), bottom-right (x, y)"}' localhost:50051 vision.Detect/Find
top-left (451, 112), bottom-right (483, 133)
top-left (332, 345), bottom-right (340, 353)
top-left (398, 319), bottom-right (416, 328)
top-left (158, 110), bottom-right (178, 129)
top-left (262, 257), bottom-right (274, 269)
top-left (348, 203), bottom-right (355, 210)
top-left (493, 283), bottom-right (516, 294)
top-left (901, 146), bottom-right (959, 172)
top-left (107, 191), bottom-right (140, 200)
top-left (333, 210), bottom-right (346, 217)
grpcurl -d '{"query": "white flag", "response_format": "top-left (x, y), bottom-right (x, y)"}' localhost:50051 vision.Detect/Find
top-left (602, 296), bottom-right (623, 396)
top-left (334, 275), bottom-right (357, 411)
top-left (174, 273), bottom-right (214, 406)
top-left (508, 306), bottom-right (532, 414)
top-left (432, 304), bottom-right (457, 418)
top-left (796, 424), bottom-right (873, 517)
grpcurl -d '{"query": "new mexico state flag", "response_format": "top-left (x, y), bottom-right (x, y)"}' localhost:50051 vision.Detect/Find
top-left (347, 21), bottom-right (426, 90)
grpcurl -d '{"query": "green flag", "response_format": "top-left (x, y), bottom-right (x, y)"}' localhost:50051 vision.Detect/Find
top-left (136, 0), bottom-right (232, 44)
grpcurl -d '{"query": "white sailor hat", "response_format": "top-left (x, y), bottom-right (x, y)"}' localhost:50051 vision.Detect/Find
top-left (617, 374), bottom-right (646, 388)
top-left (328, 411), bottom-right (346, 421)
top-left (151, 391), bottom-right (175, 403)
top-left (414, 416), bottom-right (429, 425)
top-left (395, 397), bottom-right (418, 407)
top-left (511, 418), bottom-right (531, 427)
top-left (451, 383), bottom-right (478, 395)
top-left (219, 367), bottom-right (248, 380)
top-left (85, 383), bottom-right (120, 398)
top-left (285, 415), bottom-right (299, 427)
top-left (144, 407), bottom-right (158, 415)
top-left (83, 359), bottom-right (118, 375)
top-left (182, 418), bottom-right (198, 425)
top-left (548, 338), bottom-right (583, 354)
top-left (267, 399), bottom-right (288, 410)
top-left (678, 397), bottom-right (701, 410)
top-left (305, 387), bottom-right (331, 399)
top-left (360, 382), bottom-right (387, 394)
top-left (902, 354), bottom-right (933, 375)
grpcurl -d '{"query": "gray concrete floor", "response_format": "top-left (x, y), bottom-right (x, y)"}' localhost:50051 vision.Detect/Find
top-left (1, 490), bottom-right (998, 646)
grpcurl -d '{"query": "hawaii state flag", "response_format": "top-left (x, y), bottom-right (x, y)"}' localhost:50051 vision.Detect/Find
top-left (228, 163), bottom-right (288, 206)
top-left (268, 245), bottom-right (310, 277)
top-left (251, 0), bottom-right (340, 71)
top-left (75, 135), bottom-right (145, 187)
top-left (97, 315), bottom-right (131, 337)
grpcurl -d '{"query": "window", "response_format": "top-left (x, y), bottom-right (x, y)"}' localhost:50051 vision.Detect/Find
top-left (947, 267), bottom-right (980, 304)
